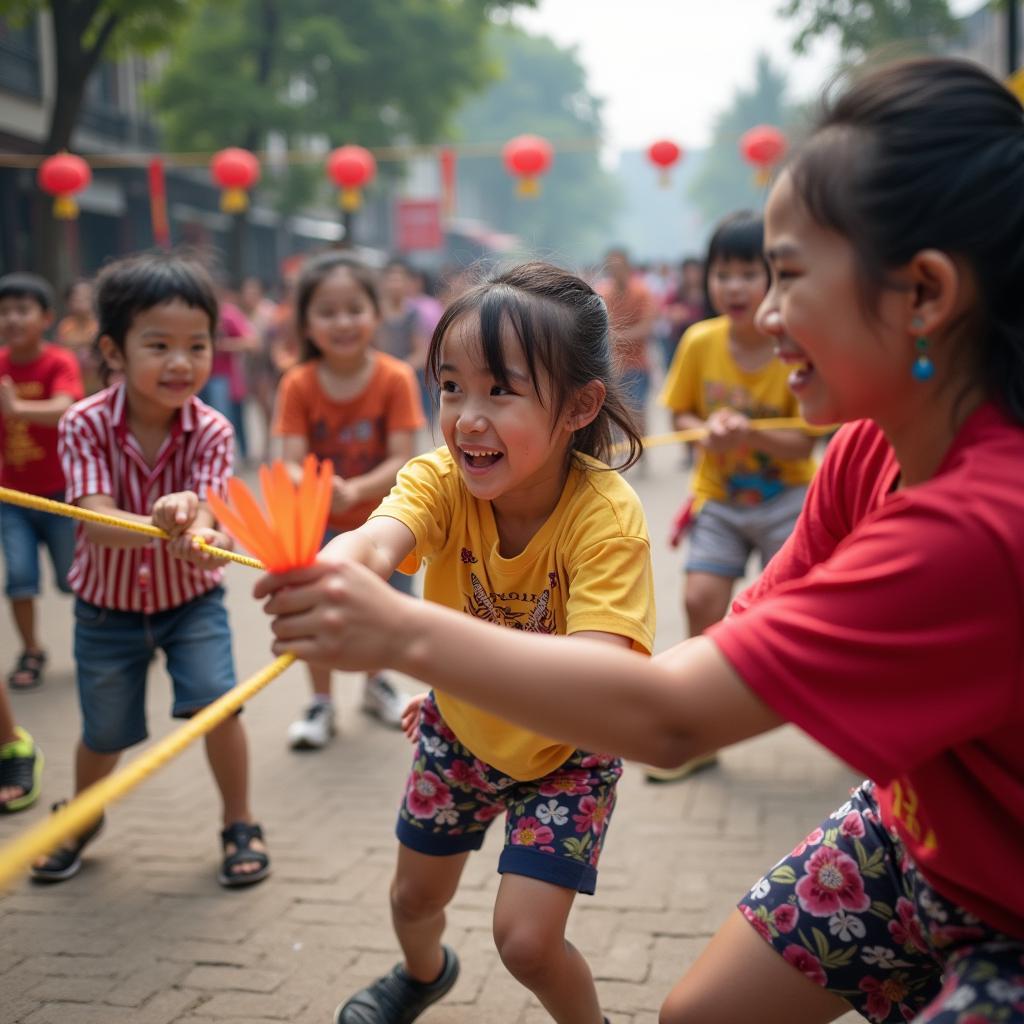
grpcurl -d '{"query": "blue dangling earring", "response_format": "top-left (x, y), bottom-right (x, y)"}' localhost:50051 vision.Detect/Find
top-left (912, 332), bottom-right (934, 381)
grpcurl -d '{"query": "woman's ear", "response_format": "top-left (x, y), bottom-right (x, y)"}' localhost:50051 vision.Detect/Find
top-left (906, 249), bottom-right (965, 337)
top-left (566, 379), bottom-right (606, 432)
top-left (98, 335), bottom-right (124, 373)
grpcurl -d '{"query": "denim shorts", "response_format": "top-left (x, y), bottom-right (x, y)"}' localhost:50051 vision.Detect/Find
top-left (0, 493), bottom-right (75, 599)
top-left (738, 781), bottom-right (1024, 1023)
top-left (685, 485), bottom-right (807, 578)
top-left (395, 692), bottom-right (622, 894)
top-left (74, 586), bottom-right (236, 753)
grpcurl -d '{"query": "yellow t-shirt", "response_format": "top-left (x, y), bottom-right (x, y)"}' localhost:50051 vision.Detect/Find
top-left (370, 447), bottom-right (656, 781)
top-left (661, 315), bottom-right (816, 509)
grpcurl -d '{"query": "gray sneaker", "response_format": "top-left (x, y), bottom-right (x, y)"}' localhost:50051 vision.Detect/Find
top-left (287, 701), bottom-right (336, 750)
top-left (362, 675), bottom-right (405, 729)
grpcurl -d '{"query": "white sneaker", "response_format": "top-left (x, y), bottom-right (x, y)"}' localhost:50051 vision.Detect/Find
top-left (362, 675), bottom-right (405, 729)
top-left (287, 702), bottom-right (336, 750)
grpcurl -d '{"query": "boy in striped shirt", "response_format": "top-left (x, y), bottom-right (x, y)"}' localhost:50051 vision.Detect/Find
top-left (32, 253), bottom-right (270, 888)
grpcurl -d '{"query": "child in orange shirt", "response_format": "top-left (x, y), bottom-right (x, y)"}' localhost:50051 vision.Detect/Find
top-left (273, 254), bottom-right (425, 749)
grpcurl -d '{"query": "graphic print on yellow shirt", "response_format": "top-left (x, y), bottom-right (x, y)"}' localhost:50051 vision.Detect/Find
top-left (371, 448), bottom-right (656, 781)
top-left (661, 315), bottom-right (816, 509)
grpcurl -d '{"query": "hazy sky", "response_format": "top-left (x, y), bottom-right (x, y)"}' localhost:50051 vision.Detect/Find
top-left (513, 0), bottom-right (981, 154)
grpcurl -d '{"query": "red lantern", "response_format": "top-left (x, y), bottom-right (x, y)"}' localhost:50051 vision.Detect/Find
top-left (326, 146), bottom-right (377, 212)
top-left (502, 134), bottom-right (553, 198)
top-left (647, 139), bottom-right (683, 187)
top-left (739, 125), bottom-right (787, 185)
top-left (37, 153), bottom-right (92, 220)
top-left (210, 147), bottom-right (260, 214)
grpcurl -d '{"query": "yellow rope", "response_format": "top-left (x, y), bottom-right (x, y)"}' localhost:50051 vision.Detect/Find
top-left (0, 487), bottom-right (264, 570)
top-left (0, 654), bottom-right (295, 890)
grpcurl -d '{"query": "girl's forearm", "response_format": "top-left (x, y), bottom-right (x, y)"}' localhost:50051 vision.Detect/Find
top-left (749, 429), bottom-right (816, 460)
top-left (346, 457), bottom-right (407, 505)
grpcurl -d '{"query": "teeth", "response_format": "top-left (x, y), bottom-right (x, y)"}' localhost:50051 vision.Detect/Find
top-left (462, 448), bottom-right (501, 456)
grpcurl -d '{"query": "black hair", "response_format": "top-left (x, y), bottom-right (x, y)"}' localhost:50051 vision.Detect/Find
top-left (0, 272), bottom-right (55, 312)
top-left (94, 251), bottom-right (218, 384)
top-left (426, 261), bottom-right (644, 470)
top-left (705, 210), bottom-right (766, 271)
top-left (295, 253), bottom-right (380, 362)
top-left (787, 57), bottom-right (1024, 423)
top-left (383, 256), bottom-right (413, 275)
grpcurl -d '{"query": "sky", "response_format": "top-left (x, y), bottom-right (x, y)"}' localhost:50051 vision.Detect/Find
top-left (513, 0), bottom-right (983, 155)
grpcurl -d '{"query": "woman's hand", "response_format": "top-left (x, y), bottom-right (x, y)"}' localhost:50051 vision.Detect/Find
top-left (401, 692), bottom-right (428, 743)
top-left (254, 558), bottom-right (413, 670)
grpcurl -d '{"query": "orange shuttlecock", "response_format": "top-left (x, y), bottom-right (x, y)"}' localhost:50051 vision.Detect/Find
top-left (208, 456), bottom-right (334, 572)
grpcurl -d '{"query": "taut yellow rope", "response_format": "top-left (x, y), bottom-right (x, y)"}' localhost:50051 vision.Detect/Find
top-left (0, 487), bottom-right (264, 569)
top-left (0, 655), bottom-right (295, 889)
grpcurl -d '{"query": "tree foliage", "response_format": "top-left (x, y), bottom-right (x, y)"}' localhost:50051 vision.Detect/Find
top-left (149, 0), bottom-right (531, 210)
top-left (451, 23), bottom-right (620, 265)
top-left (688, 54), bottom-right (798, 227)
top-left (779, 0), bottom-right (959, 57)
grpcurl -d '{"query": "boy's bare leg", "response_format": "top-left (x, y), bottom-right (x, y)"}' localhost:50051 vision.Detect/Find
top-left (204, 715), bottom-right (264, 875)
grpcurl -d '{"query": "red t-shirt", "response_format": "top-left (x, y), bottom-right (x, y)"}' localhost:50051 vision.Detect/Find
top-left (0, 343), bottom-right (83, 494)
top-left (710, 405), bottom-right (1024, 939)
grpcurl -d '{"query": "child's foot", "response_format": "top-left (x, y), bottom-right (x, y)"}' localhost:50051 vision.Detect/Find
top-left (362, 674), bottom-right (405, 729)
top-left (0, 726), bottom-right (44, 813)
top-left (644, 752), bottom-right (719, 784)
top-left (335, 945), bottom-right (459, 1024)
top-left (287, 701), bottom-right (336, 750)
top-left (30, 801), bottom-right (105, 882)
top-left (8, 649), bottom-right (46, 690)
top-left (218, 821), bottom-right (271, 888)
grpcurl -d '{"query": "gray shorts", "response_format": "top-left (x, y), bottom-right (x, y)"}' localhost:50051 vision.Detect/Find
top-left (685, 486), bottom-right (807, 579)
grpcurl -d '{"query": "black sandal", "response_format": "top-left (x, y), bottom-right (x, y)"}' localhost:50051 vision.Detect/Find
top-left (334, 945), bottom-right (459, 1024)
top-left (218, 821), bottom-right (271, 888)
top-left (8, 649), bottom-right (46, 691)
top-left (30, 801), bottom-right (104, 882)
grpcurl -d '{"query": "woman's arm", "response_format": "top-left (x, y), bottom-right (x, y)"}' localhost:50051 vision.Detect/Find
top-left (257, 559), bottom-right (783, 764)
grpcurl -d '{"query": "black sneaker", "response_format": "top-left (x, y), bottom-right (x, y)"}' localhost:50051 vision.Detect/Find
top-left (335, 945), bottom-right (459, 1024)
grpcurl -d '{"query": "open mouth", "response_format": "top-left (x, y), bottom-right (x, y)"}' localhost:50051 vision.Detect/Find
top-left (460, 447), bottom-right (503, 470)
top-left (776, 348), bottom-right (815, 390)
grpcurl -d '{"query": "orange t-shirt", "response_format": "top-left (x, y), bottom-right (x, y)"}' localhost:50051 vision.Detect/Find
top-left (597, 278), bottom-right (656, 372)
top-left (272, 353), bottom-right (425, 532)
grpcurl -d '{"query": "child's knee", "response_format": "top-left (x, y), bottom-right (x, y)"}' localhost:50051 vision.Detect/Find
top-left (389, 873), bottom-right (450, 922)
top-left (493, 919), bottom-right (560, 985)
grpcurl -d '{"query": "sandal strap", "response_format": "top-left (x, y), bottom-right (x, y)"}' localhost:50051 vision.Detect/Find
top-left (220, 820), bottom-right (264, 848)
top-left (0, 753), bottom-right (36, 791)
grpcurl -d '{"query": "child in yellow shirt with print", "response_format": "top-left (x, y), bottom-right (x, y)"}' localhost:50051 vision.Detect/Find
top-left (260, 262), bottom-right (654, 1024)
top-left (657, 211), bottom-right (816, 780)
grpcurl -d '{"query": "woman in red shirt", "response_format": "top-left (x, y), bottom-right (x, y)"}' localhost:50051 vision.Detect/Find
top-left (260, 58), bottom-right (1024, 1024)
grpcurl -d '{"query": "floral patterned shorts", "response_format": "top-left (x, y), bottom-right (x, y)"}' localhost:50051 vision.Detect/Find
top-left (395, 692), bottom-right (622, 894)
top-left (738, 781), bottom-right (1024, 1023)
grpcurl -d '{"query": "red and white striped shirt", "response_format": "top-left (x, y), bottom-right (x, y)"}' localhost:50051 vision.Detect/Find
top-left (59, 383), bottom-right (234, 613)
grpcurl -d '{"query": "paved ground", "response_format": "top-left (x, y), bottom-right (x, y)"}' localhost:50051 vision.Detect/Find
top-left (0, 430), bottom-right (861, 1023)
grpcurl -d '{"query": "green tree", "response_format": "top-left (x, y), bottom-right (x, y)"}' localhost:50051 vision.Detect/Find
top-left (150, 0), bottom-right (531, 212)
top-left (689, 54), bottom-right (797, 226)
top-left (5, 0), bottom-right (195, 281)
top-left (451, 23), bottom-right (620, 264)
top-left (779, 0), bottom-right (959, 57)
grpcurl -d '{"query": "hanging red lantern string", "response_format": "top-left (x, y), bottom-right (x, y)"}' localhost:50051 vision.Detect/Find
top-left (210, 147), bottom-right (260, 214)
top-left (647, 139), bottom-right (683, 187)
top-left (502, 134), bottom-right (553, 198)
top-left (37, 153), bottom-right (92, 220)
top-left (326, 146), bottom-right (377, 212)
top-left (739, 125), bottom-right (787, 186)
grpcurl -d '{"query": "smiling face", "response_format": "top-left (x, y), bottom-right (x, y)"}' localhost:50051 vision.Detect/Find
top-left (101, 299), bottom-right (213, 420)
top-left (303, 267), bottom-right (379, 370)
top-left (758, 171), bottom-right (912, 426)
top-left (437, 316), bottom-right (575, 513)
top-left (707, 256), bottom-right (768, 335)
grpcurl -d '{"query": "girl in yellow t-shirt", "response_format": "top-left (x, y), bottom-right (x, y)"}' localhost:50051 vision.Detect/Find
top-left (263, 262), bottom-right (655, 1024)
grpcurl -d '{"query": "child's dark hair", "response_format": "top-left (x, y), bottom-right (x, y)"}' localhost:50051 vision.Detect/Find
top-left (787, 57), bottom-right (1024, 422)
top-left (94, 251), bottom-right (218, 384)
top-left (705, 211), bottom-right (766, 272)
top-left (0, 272), bottom-right (55, 313)
top-left (295, 253), bottom-right (380, 362)
top-left (426, 262), bottom-right (644, 470)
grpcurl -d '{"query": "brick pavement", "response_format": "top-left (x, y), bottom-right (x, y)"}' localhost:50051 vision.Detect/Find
top-left (0, 440), bottom-right (862, 1023)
